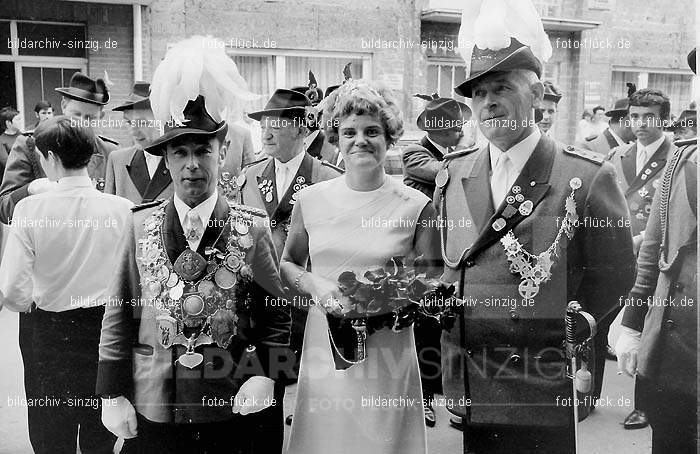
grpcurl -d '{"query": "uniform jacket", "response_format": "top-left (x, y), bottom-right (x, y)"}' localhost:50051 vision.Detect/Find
top-left (0, 132), bottom-right (20, 185)
top-left (0, 133), bottom-right (117, 223)
top-left (436, 133), bottom-right (636, 429)
top-left (607, 136), bottom-right (675, 236)
top-left (402, 135), bottom-right (445, 198)
top-left (581, 128), bottom-right (622, 156)
top-left (237, 151), bottom-right (342, 256)
top-left (96, 194), bottom-right (291, 424)
top-left (224, 122), bottom-right (256, 177)
top-left (104, 145), bottom-right (173, 204)
top-left (622, 141), bottom-right (697, 395)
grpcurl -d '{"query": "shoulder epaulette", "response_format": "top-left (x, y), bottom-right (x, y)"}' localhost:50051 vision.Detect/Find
top-left (563, 145), bottom-right (604, 165)
top-left (605, 148), bottom-right (617, 161)
top-left (674, 137), bottom-right (697, 147)
top-left (131, 199), bottom-right (165, 212)
top-left (584, 134), bottom-right (598, 142)
top-left (320, 160), bottom-right (344, 174)
top-left (98, 135), bottom-right (119, 146)
top-left (242, 157), bottom-right (268, 170)
top-left (444, 145), bottom-right (479, 160)
top-left (230, 203), bottom-right (267, 218)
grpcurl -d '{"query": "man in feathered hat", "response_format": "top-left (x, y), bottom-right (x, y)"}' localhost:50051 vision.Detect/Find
top-left (96, 36), bottom-right (291, 454)
top-left (403, 93), bottom-right (471, 198)
top-left (106, 81), bottom-right (173, 204)
top-left (436, 1), bottom-right (636, 452)
top-left (536, 80), bottom-right (562, 135)
top-left (614, 47), bottom-right (697, 454)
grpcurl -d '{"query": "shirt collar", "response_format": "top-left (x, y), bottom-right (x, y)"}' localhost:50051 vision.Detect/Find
top-left (274, 150), bottom-right (306, 175)
top-left (636, 134), bottom-right (665, 156)
top-left (57, 175), bottom-right (93, 188)
top-left (426, 137), bottom-right (449, 155)
top-left (489, 128), bottom-right (541, 174)
top-left (173, 191), bottom-right (218, 228)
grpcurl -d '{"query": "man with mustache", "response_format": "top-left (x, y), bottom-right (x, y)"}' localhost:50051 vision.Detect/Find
top-left (105, 81), bottom-right (173, 204)
top-left (436, 36), bottom-right (636, 453)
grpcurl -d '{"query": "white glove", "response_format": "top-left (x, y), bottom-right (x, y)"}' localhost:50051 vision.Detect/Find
top-left (615, 327), bottom-right (642, 377)
top-left (101, 396), bottom-right (138, 439)
top-left (232, 376), bottom-right (275, 415)
top-left (27, 178), bottom-right (57, 195)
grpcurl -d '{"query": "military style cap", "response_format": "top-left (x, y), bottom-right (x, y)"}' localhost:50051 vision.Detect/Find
top-left (55, 72), bottom-right (109, 105)
top-left (455, 38), bottom-right (542, 98)
top-left (415, 94), bottom-right (471, 131)
top-left (144, 95), bottom-right (227, 156)
top-left (113, 81), bottom-right (151, 111)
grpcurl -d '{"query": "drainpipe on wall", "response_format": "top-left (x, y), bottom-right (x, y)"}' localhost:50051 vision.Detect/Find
top-left (133, 3), bottom-right (143, 81)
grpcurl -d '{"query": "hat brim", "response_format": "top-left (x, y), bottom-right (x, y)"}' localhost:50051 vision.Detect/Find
top-left (543, 94), bottom-right (562, 103)
top-left (55, 87), bottom-right (109, 106)
top-left (112, 98), bottom-right (150, 112)
top-left (455, 46), bottom-right (541, 98)
top-left (417, 102), bottom-right (472, 131)
top-left (605, 108), bottom-right (628, 118)
top-left (248, 107), bottom-right (306, 121)
top-left (144, 122), bottom-right (227, 156)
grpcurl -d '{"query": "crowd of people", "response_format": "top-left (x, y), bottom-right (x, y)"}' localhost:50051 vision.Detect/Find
top-left (0, 4), bottom-right (696, 454)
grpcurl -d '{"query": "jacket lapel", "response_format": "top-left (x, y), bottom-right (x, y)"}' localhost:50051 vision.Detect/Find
top-left (626, 137), bottom-right (671, 195)
top-left (421, 136), bottom-right (444, 160)
top-left (465, 134), bottom-right (555, 261)
top-left (126, 147), bottom-right (150, 197)
top-left (256, 158), bottom-right (277, 218)
top-left (142, 158), bottom-right (172, 202)
top-left (461, 149), bottom-right (494, 232)
top-left (620, 143), bottom-right (637, 188)
top-left (603, 129), bottom-right (619, 149)
top-left (273, 152), bottom-right (312, 221)
top-left (162, 198), bottom-right (188, 265)
top-left (196, 195), bottom-right (230, 257)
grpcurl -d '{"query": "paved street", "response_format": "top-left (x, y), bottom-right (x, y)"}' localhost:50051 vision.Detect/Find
top-left (0, 309), bottom-right (649, 453)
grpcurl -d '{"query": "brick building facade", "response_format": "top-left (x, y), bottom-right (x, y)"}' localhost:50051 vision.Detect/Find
top-left (0, 0), bottom-right (695, 148)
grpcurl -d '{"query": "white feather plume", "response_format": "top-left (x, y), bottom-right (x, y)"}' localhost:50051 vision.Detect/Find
top-left (458, 0), bottom-right (553, 75)
top-left (149, 36), bottom-right (259, 126)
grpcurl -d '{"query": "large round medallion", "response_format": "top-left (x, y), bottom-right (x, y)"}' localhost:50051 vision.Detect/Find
top-left (237, 235), bottom-right (253, 249)
top-left (214, 267), bottom-right (237, 289)
top-left (235, 221), bottom-right (250, 235)
top-left (197, 280), bottom-right (216, 297)
top-left (174, 249), bottom-right (207, 281)
top-left (225, 253), bottom-right (242, 272)
top-left (182, 294), bottom-right (205, 316)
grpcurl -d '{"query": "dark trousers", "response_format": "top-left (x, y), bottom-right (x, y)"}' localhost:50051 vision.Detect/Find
top-left (31, 307), bottom-right (115, 454)
top-left (464, 425), bottom-right (575, 454)
top-left (122, 398), bottom-right (284, 454)
top-left (644, 386), bottom-right (696, 454)
top-left (414, 317), bottom-right (442, 402)
top-left (19, 311), bottom-right (44, 452)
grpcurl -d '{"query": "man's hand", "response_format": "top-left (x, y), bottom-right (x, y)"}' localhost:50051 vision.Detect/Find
top-left (101, 396), bottom-right (138, 439)
top-left (232, 376), bottom-right (275, 415)
top-left (27, 178), bottom-right (57, 195)
top-left (615, 327), bottom-right (642, 377)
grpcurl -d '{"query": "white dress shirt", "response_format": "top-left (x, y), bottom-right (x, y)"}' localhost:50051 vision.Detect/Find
top-left (0, 175), bottom-right (133, 312)
top-left (274, 151), bottom-right (305, 201)
top-left (489, 128), bottom-right (541, 207)
top-left (173, 191), bottom-right (218, 251)
top-left (635, 135), bottom-right (665, 174)
top-left (144, 152), bottom-right (163, 179)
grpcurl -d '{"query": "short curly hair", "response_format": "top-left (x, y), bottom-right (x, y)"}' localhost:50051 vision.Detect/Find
top-left (321, 80), bottom-right (404, 147)
top-left (629, 89), bottom-right (671, 121)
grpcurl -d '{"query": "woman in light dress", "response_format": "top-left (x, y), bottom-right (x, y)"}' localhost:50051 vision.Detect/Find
top-left (281, 80), bottom-right (440, 454)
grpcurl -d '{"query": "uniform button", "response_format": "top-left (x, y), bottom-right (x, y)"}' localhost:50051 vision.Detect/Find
top-left (466, 350), bottom-right (473, 357)
top-left (465, 260), bottom-right (475, 268)
top-left (509, 310), bottom-right (518, 320)
top-left (510, 354), bottom-right (521, 364)
top-left (665, 319), bottom-right (675, 329)
top-left (193, 431), bottom-right (201, 441)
